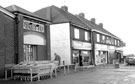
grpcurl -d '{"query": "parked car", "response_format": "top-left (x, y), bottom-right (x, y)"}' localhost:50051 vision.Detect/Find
top-left (126, 56), bottom-right (135, 65)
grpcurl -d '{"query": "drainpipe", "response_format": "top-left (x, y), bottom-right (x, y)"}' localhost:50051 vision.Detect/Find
top-left (14, 14), bottom-right (19, 64)
top-left (91, 31), bottom-right (95, 66)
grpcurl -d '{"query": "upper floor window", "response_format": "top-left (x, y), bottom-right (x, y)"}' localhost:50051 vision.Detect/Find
top-left (106, 37), bottom-right (109, 44)
top-left (74, 28), bottom-right (80, 39)
top-left (102, 35), bottom-right (105, 43)
top-left (118, 40), bottom-right (120, 46)
top-left (97, 33), bottom-right (100, 42)
top-left (115, 39), bottom-right (117, 46)
top-left (85, 31), bottom-right (90, 41)
top-left (111, 38), bottom-right (114, 45)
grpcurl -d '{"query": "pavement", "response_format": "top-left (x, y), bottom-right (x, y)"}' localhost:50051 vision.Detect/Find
top-left (1, 64), bottom-right (135, 84)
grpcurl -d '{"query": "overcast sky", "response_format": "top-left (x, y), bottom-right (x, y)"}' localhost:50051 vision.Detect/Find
top-left (1, 0), bottom-right (135, 55)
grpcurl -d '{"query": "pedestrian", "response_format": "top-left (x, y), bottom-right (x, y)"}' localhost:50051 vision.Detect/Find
top-left (79, 51), bottom-right (83, 68)
top-left (54, 53), bottom-right (61, 66)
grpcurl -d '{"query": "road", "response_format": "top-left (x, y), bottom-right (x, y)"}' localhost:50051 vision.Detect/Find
top-left (1, 64), bottom-right (135, 84)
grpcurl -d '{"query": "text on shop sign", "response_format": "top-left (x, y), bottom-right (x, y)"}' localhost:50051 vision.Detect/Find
top-left (23, 20), bottom-right (44, 33)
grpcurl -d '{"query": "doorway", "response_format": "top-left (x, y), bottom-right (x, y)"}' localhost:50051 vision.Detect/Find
top-left (23, 44), bottom-right (37, 62)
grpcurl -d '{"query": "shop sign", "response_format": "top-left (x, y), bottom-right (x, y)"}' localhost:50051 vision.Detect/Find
top-left (72, 41), bottom-right (91, 50)
top-left (95, 44), bottom-right (108, 50)
top-left (23, 20), bottom-right (44, 33)
top-left (116, 47), bottom-right (123, 50)
top-left (108, 45), bottom-right (115, 50)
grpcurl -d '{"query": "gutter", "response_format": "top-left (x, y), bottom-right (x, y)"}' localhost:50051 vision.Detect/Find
top-left (0, 6), bottom-right (15, 18)
top-left (14, 13), bottom-right (51, 24)
top-left (91, 29), bottom-right (121, 40)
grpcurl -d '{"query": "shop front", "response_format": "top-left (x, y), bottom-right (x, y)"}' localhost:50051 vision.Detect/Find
top-left (72, 40), bottom-right (92, 66)
top-left (115, 48), bottom-right (123, 63)
top-left (95, 44), bottom-right (108, 65)
top-left (108, 46), bottom-right (116, 64)
top-left (23, 18), bottom-right (47, 62)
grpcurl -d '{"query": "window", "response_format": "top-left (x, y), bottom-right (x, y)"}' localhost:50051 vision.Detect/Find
top-left (108, 37), bottom-right (111, 44)
top-left (24, 45), bottom-right (37, 62)
top-left (118, 40), bottom-right (120, 46)
top-left (106, 37), bottom-right (109, 44)
top-left (106, 37), bottom-right (111, 44)
top-left (111, 38), bottom-right (114, 45)
top-left (81, 51), bottom-right (90, 63)
top-left (97, 33), bottom-right (100, 42)
top-left (74, 28), bottom-right (80, 39)
top-left (115, 39), bottom-right (117, 45)
top-left (85, 31), bottom-right (89, 41)
top-left (102, 35), bottom-right (105, 43)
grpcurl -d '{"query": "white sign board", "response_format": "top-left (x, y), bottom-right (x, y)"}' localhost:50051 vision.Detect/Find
top-left (23, 20), bottom-right (44, 33)
top-left (72, 41), bottom-right (91, 50)
top-left (95, 44), bottom-right (108, 50)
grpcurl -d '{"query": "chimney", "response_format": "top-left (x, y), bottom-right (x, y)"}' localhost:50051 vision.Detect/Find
top-left (79, 13), bottom-right (85, 18)
top-left (98, 23), bottom-right (103, 28)
top-left (61, 6), bottom-right (68, 12)
top-left (91, 18), bottom-right (95, 24)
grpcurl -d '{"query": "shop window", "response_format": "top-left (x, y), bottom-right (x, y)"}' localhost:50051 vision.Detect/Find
top-left (24, 45), bottom-right (37, 62)
top-left (74, 28), bottom-right (80, 39)
top-left (85, 31), bottom-right (90, 41)
top-left (97, 33), bottom-right (100, 42)
top-left (81, 51), bottom-right (90, 63)
top-left (72, 50), bottom-right (91, 65)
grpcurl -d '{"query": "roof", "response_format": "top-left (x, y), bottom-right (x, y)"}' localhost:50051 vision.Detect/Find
top-left (0, 6), bottom-right (15, 18)
top-left (34, 5), bottom-right (89, 29)
top-left (77, 15), bottom-right (120, 39)
top-left (6, 5), bottom-right (50, 22)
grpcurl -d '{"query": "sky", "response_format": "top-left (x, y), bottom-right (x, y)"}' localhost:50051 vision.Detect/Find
top-left (0, 0), bottom-right (135, 55)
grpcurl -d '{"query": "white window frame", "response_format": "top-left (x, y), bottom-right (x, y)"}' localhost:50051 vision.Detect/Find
top-left (85, 31), bottom-right (89, 41)
top-left (118, 40), bottom-right (120, 46)
top-left (102, 35), bottom-right (105, 43)
top-left (97, 33), bottom-right (100, 42)
top-left (115, 40), bottom-right (117, 45)
top-left (112, 38), bottom-right (114, 45)
top-left (74, 28), bottom-right (80, 39)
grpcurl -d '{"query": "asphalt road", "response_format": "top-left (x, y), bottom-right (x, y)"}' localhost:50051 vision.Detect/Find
top-left (1, 64), bottom-right (135, 84)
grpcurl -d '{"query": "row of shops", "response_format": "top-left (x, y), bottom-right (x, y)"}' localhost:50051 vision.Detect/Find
top-left (0, 5), bottom-right (124, 78)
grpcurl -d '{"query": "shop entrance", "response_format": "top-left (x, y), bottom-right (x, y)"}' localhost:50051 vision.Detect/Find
top-left (72, 50), bottom-right (91, 66)
top-left (23, 44), bottom-right (37, 62)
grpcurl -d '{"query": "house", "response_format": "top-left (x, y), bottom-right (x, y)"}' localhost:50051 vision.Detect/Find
top-left (34, 5), bottom-right (93, 66)
top-left (77, 15), bottom-right (125, 65)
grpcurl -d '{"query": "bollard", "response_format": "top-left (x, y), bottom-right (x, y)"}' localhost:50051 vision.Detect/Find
top-left (114, 60), bottom-right (119, 68)
top-left (63, 61), bottom-right (66, 75)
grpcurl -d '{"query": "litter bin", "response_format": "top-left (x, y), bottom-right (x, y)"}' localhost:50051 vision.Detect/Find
top-left (114, 60), bottom-right (119, 68)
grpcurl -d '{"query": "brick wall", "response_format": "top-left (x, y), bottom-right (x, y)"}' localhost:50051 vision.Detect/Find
top-left (17, 15), bottom-right (24, 63)
top-left (0, 12), bottom-right (15, 78)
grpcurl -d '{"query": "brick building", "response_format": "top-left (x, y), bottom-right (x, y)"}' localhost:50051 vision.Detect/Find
top-left (35, 5), bottom-right (125, 66)
top-left (77, 15), bottom-right (124, 65)
top-left (35, 5), bottom-right (93, 65)
top-left (0, 5), bottom-right (50, 78)
top-left (0, 5), bottom-right (125, 78)
top-left (0, 6), bottom-right (15, 78)
top-left (6, 5), bottom-right (51, 63)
